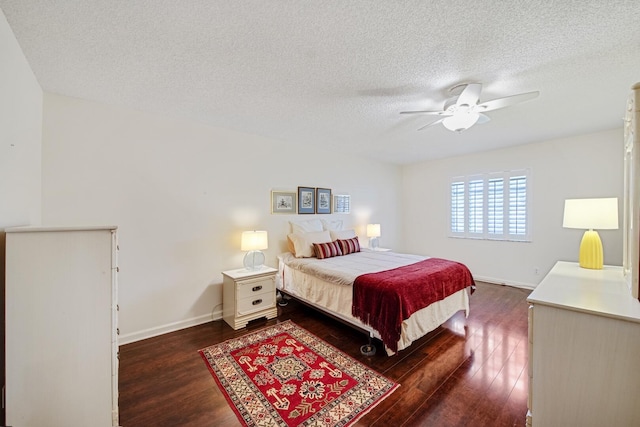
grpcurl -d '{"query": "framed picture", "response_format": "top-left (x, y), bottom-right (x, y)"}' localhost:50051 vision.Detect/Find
top-left (298, 186), bottom-right (315, 214)
top-left (271, 191), bottom-right (296, 214)
top-left (333, 194), bottom-right (350, 214)
top-left (316, 188), bottom-right (332, 214)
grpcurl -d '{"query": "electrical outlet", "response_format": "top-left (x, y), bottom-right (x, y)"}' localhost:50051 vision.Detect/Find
top-left (534, 267), bottom-right (540, 275)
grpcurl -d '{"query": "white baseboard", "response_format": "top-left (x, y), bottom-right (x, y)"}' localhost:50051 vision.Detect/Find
top-left (119, 277), bottom-right (534, 345)
top-left (473, 275), bottom-right (536, 290)
top-left (119, 309), bottom-right (223, 346)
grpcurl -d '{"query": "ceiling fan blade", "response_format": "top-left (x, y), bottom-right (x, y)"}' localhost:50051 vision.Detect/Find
top-left (417, 118), bottom-right (445, 131)
top-left (476, 113), bottom-right (490, 124)
top-left (456, 83), bottom-right (482, 106)
top-left (400, 110), bottom-right (449, 116)
top-left (477, 91), bottom-right (539, 112)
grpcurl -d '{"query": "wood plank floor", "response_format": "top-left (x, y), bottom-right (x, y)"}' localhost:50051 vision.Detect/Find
top-left (119, 282), bottom-right (531, 426)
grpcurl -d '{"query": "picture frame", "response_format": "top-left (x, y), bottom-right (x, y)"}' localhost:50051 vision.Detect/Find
top-left (333, 194), bottom-right (350, 214)
top-left (316, 188), bottom-right (332, 214)
top-left (271, 191), bottom-right (297, 214)
top-left (297, 186), bottom-right (315, 214)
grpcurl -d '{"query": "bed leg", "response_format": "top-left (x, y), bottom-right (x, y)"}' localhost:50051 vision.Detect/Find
top-left (277, 291), bottom-right (289, 307)
top-left (360, 335), bottom-right (376, 356)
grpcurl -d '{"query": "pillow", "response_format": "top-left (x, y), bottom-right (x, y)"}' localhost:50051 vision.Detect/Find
top-left (286, 235), bottom-right (296, 254)
top-left (330, 228), bottom-right (356, 240)
top-left (338, 237), bottom-right (361, 255)
top-left (290, 219), bottom-right (324, 234)
top-left (321, 219), bottom-right (344, 231)
top-left (313, 241), bottom-right (343, 259)
top-left (287, 230), bottom-right (332, 258)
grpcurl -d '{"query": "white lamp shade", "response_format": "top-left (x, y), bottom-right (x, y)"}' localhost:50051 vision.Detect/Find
top-left (240, 230), bottom-right (268, 251)
top-left (366, 224), bottom-right (381, 238)
top-left (563, 198), bottom-right (619, 230)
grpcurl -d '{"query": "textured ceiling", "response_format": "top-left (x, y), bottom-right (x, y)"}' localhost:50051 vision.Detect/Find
top-left (2, 1), bottom-right (640, 164)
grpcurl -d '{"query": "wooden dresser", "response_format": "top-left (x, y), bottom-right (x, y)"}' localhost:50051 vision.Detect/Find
top-left (527, 261), bottom-right (640, 426)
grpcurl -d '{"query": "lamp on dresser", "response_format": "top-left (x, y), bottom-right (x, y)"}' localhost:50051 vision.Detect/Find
top-left (241, 230), bottom-right (268, 270)
top-left (562, 197), bottom-right (619, 269)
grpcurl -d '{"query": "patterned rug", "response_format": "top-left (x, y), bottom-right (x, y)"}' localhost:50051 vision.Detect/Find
top-left (199, 320), bottom-right (399, 426)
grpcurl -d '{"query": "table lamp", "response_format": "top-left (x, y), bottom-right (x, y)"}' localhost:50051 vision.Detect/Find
top-left (366, 224), bottom-right (381, 250)
top-left (562, 198), bottom-right (618, 269)
top-left (241, 230), bottom-right (268, 270)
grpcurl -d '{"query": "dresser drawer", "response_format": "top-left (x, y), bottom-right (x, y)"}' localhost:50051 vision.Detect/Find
top-left (236, 275), bottom-right (275, 299)
top-left (237, 291), bottom-right (276, 316)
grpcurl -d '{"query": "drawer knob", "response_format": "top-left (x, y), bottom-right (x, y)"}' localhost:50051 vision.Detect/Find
top-left (252, 299), bottom-right (263, 306)
top-left (252, 285), bottom-right (263, 292)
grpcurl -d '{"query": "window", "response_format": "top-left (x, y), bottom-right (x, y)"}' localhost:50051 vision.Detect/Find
top-left (449, 170), bottom-right (530, 241)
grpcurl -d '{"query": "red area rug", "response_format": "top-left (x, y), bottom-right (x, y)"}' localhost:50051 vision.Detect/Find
top-left (199, 320), bottom-right (398, 426)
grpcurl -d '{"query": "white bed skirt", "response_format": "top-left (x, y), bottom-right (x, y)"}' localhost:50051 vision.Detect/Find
top-left (277, 257), bottom-right (470, 355)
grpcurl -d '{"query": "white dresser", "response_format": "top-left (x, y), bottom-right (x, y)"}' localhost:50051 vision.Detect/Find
top-left (5, 226), bottom-right (120, 427)
top-left (527, 261), bottom-right (640, 427)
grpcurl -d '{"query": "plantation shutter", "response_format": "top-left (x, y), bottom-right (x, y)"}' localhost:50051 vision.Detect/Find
top-left (487, 177), bottom-right (504, 235)
top-left (450, 181), bottom-right (465, 234)
top-left (468, 179), bottom-right (484, 234)
top-left (449, 170), bottom-right (530, 241)
top-left (509, 175), bottom-right (527, 236)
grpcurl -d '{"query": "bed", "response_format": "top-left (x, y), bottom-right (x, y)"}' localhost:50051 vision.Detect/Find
top-left (277, 226), bottom-right (475, 356)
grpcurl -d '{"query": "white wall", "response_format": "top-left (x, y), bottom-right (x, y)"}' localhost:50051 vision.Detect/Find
top-left (400, 129), bottom-right (624, 287)
top-left (41, 93), bottom-right (401, 343)
top-left (0, 9), bottom-right (42, 228)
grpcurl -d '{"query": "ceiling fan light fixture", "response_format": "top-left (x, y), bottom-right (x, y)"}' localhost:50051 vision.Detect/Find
top-left (443, 111), bottom-right (479, 132)
top-left (400, 83), bottom-right (539, 133)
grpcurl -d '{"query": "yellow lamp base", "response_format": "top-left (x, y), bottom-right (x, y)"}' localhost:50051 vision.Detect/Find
top-left (579, 230), bottom-right (603, 270)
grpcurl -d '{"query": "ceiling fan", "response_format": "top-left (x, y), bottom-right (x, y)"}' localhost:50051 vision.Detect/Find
top-left (400, 83), bottom-right (539, 132)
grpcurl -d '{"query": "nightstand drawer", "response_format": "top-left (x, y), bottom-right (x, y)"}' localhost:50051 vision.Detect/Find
top-left (237, 291), bottom-right (275, 316)
top-left (236, 276), bottom-right (275, 299)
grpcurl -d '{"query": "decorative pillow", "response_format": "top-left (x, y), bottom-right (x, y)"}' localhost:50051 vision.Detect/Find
top-left (313, 241), bottom-right (343, 259)
top-left (290, 219), bottom-right (324, 234)
top-left (338, 237), bottom-right (360, 255)
top-left (321, 219), bottom-right (344, 231)
top-left (287, 230), bottom-right (332, 258)
top-left (330, 228), bottom-right (356, 240)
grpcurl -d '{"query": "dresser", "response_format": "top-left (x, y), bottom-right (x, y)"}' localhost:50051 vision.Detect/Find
top-left (222, 266), bottom-right (278, 329)
top-left (527, 261), bottom-right (640, 427)
top-left (5, 226), bottom-right (120, 427)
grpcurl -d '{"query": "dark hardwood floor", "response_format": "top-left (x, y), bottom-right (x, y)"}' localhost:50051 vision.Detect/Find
top-left (119, 282), bottom-right (531, 426)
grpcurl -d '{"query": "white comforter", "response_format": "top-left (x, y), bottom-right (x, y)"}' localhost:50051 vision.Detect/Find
top-left (278, 250), bottom-right (427, 286)
top-left (277, 250), bottom-right (470, 355)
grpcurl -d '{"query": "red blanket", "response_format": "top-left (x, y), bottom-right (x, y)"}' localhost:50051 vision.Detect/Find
top-left (352, 258), bottom-right (474, 353)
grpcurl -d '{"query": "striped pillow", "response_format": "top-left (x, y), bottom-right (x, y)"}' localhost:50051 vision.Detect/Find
top-left (338, 237), bottom-right (360, 255)
top-left (313, 241), bottom-right (343, 259)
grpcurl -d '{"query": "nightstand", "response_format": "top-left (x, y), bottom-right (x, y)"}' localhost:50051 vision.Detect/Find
top-left (222, 266), bottom-right (278, 330)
